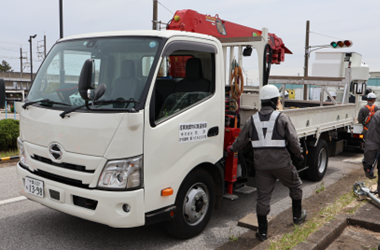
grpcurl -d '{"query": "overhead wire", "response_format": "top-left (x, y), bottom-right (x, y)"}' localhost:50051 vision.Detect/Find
top-left (0, 40), bottom-right (27, 46)
top-left (309, 31), bottom-right (342, 40)
top-left (158, 1), bottom-right (174, 14)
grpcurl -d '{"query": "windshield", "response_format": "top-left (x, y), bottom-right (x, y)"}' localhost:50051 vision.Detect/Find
top-left (28, 37), bottom-right (162, 110)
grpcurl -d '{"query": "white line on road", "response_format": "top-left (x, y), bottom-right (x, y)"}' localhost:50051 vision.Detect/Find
top-left (343, 156), bottom-right (363, 164)
top-left (0, 196), bottom-right (27, 205)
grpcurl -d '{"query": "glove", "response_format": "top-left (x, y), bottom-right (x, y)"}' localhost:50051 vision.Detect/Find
top-left (295, 155), bottom-right (304, 168)
top-left (226, 145), bottom-right (233, 154)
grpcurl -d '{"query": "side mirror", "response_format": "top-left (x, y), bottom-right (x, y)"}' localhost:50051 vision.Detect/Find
top-left (0, 79), bottom-right (5, 109)
top-left (78, 59), bottom-right (95, 101)
top-left (94, 84), bottom-right (106, 101)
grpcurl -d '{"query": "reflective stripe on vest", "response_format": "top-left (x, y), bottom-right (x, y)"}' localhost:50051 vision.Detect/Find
top-left (364, 104), bottom-right (376, 131)
top-left (251, 111), bottom-right (286, 148)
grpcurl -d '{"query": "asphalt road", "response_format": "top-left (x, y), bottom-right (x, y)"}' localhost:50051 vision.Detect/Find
top-left (0, 151), bottom-right (363, 250)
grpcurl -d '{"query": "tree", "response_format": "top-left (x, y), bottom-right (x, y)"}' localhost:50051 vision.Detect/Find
top-left (0, 60), bottom-right (12, 72)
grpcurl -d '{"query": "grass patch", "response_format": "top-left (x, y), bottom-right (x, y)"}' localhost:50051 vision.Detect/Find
top-left (228, 226), bottom-right (240, 242)
top-left (268, 178), bottom-right (377, 250)
top-left (316, 182), bottom-right (325, 193)
top-left (0, 148), bottom-right (19, 158)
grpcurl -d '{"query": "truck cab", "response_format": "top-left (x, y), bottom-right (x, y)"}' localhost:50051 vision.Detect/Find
top-left (11, 30), bottom-right (226, 238)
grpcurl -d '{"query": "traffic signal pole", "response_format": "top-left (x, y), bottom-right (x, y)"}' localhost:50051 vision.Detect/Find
top-left (153, 0), bottom-right (158, 30)
top-left (303, 20), bottom-right (310, 100)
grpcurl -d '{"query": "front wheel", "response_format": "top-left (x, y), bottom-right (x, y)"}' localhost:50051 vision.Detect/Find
top-left (306, 139), bottom-right (329, 182)
top-left (165, 168), bottom-right (215, 239)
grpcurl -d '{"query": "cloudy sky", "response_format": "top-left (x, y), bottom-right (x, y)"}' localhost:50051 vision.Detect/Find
top-left (1, 0), bottom-right (379, 77)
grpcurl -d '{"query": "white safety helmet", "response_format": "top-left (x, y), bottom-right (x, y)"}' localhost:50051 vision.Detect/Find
top-left (367, 93), bottom-right (377, 99)
top-left (330, 91), bottom-right (337, 97)
top-left (285, 90), bottom-right (289, 96)
top-left (260, 85), bottom-right (280, 100)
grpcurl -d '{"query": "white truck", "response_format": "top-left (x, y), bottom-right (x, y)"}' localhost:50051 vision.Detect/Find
top-left (0, 10), bottom-right (369, 239)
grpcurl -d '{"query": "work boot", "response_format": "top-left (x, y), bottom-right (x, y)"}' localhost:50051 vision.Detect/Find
top-left (256, 215), bottom-right (268, 242)
top-left (292, 199), bottom-right (307, 225)
top-left (365, 171), bottom-right (376, 179)
top-left (293, 209), bottom-right (307, 225)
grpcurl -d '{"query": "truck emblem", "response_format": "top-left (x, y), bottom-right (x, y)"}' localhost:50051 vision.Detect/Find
top-left (49, 144), bottom-right (63, 161)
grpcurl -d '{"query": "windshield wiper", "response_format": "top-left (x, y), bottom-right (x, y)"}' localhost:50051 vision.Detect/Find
top-left (59, 98), bottom-right (139, 118)
top-left (94, 98), bottom-right (139, 107)
top-left (22, 99), bottom-right (71, 109)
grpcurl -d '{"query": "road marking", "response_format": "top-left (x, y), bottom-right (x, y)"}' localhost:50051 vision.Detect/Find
top-left (343, 157), bottom-right (363, 164)
top-left (0, 196), bottom-right (27, 205)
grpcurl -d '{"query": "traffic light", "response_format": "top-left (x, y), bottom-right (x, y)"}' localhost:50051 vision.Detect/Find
top-left (330, 40), bottom-right (352, 48)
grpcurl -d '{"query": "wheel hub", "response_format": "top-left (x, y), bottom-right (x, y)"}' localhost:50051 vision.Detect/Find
top-left (183, 184), bottom-right (209, 226)
top-left (318, 148), bottom-right (327, 173)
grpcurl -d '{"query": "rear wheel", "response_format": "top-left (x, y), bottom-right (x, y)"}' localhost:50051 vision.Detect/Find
top-left (306, 139), bottom-right (329, 182)
top-left (165, 168), bottom-right (215, 239)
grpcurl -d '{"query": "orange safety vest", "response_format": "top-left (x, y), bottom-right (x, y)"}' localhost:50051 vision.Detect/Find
top-left (363, 104), bottom-right (376, 130)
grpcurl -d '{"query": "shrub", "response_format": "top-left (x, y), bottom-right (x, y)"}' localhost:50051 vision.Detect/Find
top-left (0, 119), bottom-right (19, 150)
top-left (10, 105), bottom-right (14, 113)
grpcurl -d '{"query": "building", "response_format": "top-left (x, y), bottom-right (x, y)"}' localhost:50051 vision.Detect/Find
top-left (0, 71), bottom-right (35, 100)
top-left (368, 71), bottom-right (380, 87)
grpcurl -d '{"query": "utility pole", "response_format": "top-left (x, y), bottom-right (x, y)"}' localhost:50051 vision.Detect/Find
top-left (20, 48), bottom-right (23, 77)
top-left (20, 48), bottom-right (27, 90)
top-left (44, 35), bottom-right (47, 57)
top-left (37, 36), bottom-right (47, 60)
top-left (303, 20), bottom-right (310, 100)
top-left (28, 34), bottom-right (37, 90)
top-left (59, 0), bottom-right (64, 38)
top-left (153, 0), bottom-right (158, 30)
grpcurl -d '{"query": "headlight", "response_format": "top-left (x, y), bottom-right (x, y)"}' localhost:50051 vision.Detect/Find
top-left (98, 156), bottom-right (143, 190)
top-left (17, 137), bottom-right (28, 167)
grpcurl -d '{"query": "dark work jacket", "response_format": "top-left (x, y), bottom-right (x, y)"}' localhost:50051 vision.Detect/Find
top-left (364, 111), bottom-right (380, 165)
top-left (358, 103), bottom-right (378, 124)
top-left (231, 106), bottom-right (302, 170)
top-left (250, 111), bottom-right (286, 148)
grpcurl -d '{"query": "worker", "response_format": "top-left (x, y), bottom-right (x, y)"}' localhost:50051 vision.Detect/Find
top-left (227, 85), bottom-right (306, 242)
top-left (325, 91), bottom-right (337, 102)
top-left (362, 109), bottom-right (380, 192)
top-left (362, 88), bottom-right (373, 101)
top-left (358, 92), bottom-right (378, 139)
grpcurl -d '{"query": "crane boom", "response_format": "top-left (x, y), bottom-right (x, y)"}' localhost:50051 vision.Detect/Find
top-left (167, 9), bottom-right (292, 64)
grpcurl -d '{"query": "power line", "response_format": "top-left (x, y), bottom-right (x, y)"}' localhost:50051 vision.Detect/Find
top-left (0, 40), bottom-right (27, 46)
top-left (309, 31), bottom-right (342, 40)
top-left (158, 1), bottom-right (174, 14)
top-left (0, 26), bottom-right (56, 34)
top-left (0, 47), bottom-right (21, 52)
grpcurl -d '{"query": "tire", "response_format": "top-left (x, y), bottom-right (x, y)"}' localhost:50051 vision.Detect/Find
top-left (306, 139), bottom-right (329, 182)
top-left (165, 168), bottom-right (215, 239)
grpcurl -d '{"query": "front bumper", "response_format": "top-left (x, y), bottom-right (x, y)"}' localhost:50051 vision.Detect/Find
top-left (17, 163), bottom-right (145, 228)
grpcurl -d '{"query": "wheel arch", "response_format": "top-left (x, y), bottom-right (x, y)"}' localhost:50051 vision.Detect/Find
top-left (176, 160), bottom-right (224, 210)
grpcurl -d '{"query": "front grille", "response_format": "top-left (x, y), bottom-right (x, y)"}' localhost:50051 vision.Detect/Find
top-left (32, 155), bottom-right (95, 173)
top-left (19, 163), bottom-right (90, 189)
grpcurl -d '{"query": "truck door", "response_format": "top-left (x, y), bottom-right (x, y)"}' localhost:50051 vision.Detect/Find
top-left (143, 40), bottom-right (224, 213)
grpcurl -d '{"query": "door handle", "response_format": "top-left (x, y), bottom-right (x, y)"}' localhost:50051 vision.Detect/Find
top-left (208, 126), bottom-right (219, 137)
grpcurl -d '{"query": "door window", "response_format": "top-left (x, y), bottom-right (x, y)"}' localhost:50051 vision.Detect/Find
top-left (153, 48), bottom-right (215, 124)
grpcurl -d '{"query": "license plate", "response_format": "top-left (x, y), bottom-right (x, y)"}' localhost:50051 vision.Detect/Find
top-left (25, 177), bottom-right (44, 198)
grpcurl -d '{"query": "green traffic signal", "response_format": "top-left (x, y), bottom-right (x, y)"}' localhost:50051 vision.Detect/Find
top-left (330, 42), bottom-right (338, 48)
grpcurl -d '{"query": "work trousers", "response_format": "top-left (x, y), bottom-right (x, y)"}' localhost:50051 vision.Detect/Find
top-left (256, 165), bottom-right (303, 216)
top-left (377, 160), bottom-right (380, 192)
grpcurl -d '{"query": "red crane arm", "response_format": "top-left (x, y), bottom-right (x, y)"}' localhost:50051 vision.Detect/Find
top-left (166, 9), bottom-right (292, 64)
